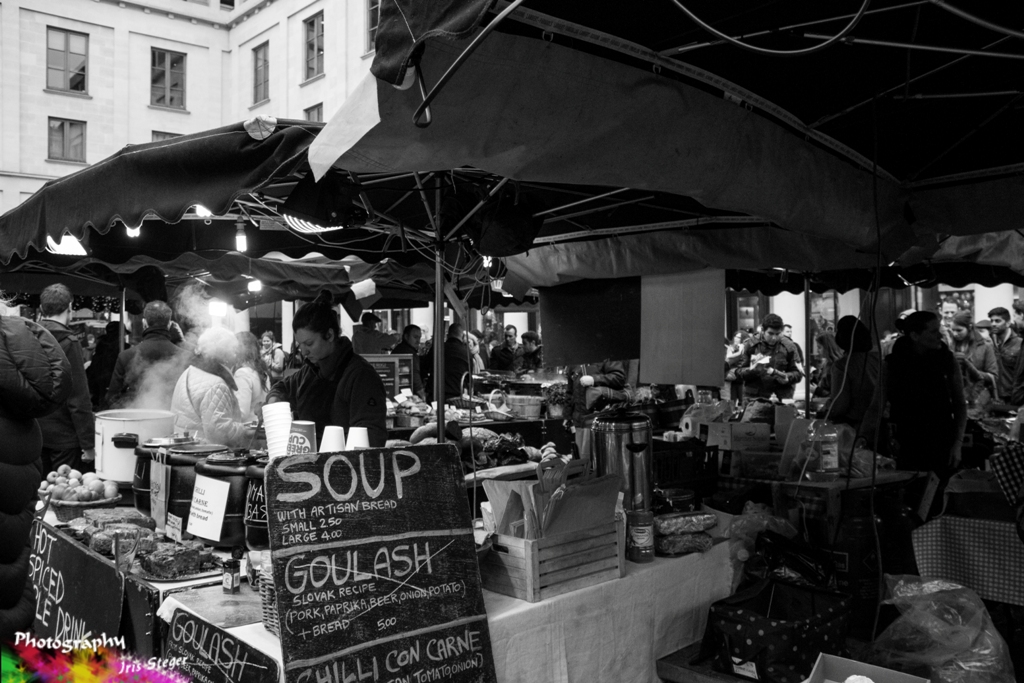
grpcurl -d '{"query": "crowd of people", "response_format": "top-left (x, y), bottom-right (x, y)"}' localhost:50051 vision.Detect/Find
top-left (725, 300), bottom-right (1024, 484)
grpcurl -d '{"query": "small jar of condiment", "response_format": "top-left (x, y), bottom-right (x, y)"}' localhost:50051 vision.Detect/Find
top-left (222, 559), bottom-right (241, 593)
top-left (626, 510), bottom-right (655, 563)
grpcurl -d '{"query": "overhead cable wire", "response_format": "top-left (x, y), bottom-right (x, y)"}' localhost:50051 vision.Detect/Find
top-left (667, 0), bottom-right (872, 56)
top-left (927, 0), bottom-right (1024, 40)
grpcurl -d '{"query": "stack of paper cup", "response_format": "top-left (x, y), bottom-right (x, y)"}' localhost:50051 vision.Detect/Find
top-left (262, 402), bottom-right (293, 458)
top-left (346, 427), bottom-right (370, 449)
top-left (320, 426), bottom-right (346, 452)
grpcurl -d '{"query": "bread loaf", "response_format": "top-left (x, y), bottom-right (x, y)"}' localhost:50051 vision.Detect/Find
top-left (655, 532), bottom-right (713, 555)
top-left (654, 512), bottom-right (717, 535)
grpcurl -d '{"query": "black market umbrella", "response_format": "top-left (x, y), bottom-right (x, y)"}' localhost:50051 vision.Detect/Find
top-left (305, 0), bottom-right (1024, 292)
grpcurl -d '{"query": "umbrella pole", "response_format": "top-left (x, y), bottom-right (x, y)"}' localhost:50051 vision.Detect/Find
top-left (804, 282), bottom-right (812, 419)
top-left (119, 288), bottom-right (126, 353)
top-left (433, 242), bottom-right (446, 442)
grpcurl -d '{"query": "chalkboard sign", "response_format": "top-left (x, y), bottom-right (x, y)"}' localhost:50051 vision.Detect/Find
top-left (165, 607), bottom-right (280, 683)
top-left (265, 445), bottom-right (496, 683)
top-left (364, 354), bottom-right (414, 398)
top-left (28, 520), bottom-right (124, 642)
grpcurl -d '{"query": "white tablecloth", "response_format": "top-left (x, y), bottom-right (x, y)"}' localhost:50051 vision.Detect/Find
top-left (158, 540), bottom-right (732, 683)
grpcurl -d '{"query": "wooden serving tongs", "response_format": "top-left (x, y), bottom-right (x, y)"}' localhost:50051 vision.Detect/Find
top-left (114, 528), bottom-right (144, 574)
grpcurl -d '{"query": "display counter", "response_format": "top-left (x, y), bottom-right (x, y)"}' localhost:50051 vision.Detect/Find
top-left (390, 417), bottom-right (573, 454)
top-left (156, 540), bottom-right (732, 683)
top-left (30, 515), bottom-right (225, 657)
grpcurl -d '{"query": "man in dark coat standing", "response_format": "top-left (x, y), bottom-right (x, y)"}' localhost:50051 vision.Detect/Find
top-left (432, 323), bottom-right (471, 401)
top-left (105, 300), bottom-right (186, 409)
top-left (490, 325), bottom-right (525, 373)
top-left (391, 324), bottom-right (425, 399)
top-left (37, 283), bottom-right (95, 473)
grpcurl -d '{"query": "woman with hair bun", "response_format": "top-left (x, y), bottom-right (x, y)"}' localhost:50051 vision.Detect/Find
top-left (265, 292), bottom-right (387, 446)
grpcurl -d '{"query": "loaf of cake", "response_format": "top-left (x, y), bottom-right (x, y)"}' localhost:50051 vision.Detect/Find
top-left (139, 545), bottom-right (203, 578)
top-left (83, 508), bottom-right (157, 530)
top-left (89, 524), bottom-right (157, 555)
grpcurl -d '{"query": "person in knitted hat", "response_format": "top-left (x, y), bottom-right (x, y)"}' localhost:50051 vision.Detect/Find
top-left (948, 310), bottom-right (999, 408)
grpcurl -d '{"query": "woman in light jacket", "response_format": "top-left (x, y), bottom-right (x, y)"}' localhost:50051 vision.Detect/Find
top-left (171, 327), bottom-right (253, 447)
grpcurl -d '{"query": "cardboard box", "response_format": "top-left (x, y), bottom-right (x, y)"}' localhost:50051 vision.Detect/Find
top-left (803, 653), bottom-right (928, 683)
top-left (707, 422), bottom-right (770, 452)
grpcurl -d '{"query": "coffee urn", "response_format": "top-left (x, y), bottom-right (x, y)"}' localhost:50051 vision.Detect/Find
top-left (591, 410), bottom-right (654, 511)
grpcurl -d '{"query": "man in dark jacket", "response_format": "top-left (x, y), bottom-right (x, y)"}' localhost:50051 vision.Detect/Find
top-left (37, 283), bottom-right (95, 473)
top-left (988, 307), bottom-right (1022, 403)
top-left (0, 316), bottom-right (72, 641)
top-left (520, 331), bottom-right (544, 374)
top-left (736, 313), bottom-right (803, 400)
top-left (105, 300), bottom-right (186, 409)
top-left (567, 360), bottom-right (627, 460)
top-left (490, 325), bottom-right (525, 373)
top-left (391, 324), bottom-right (425, 399)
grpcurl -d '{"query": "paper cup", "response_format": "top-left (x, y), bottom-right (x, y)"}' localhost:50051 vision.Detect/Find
top-left (321, 426), bottom-right (346, 452)
top-left (346, 427), bottom-right (370, 449)
top-left (287, 420), bottom-right (318, 455)
top-left (262, 402), bottom-right (292, 420)
top-left (264, 415), bottom-right (293, 459)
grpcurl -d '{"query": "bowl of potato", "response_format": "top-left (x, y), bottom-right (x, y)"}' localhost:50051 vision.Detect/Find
top-left (39, 464), bottom-right (122, 521)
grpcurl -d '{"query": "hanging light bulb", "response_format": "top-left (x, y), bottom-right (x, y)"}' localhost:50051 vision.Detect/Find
top-left (247, 280), bottom-right (262, 292)
top-left (209, 300), bottom-right (228, 317)
top-left (126, 225), bottom-right (141, 238)
top-left (235, 220), bottom-right (248, 252)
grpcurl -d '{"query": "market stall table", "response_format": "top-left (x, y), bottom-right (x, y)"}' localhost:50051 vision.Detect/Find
top-left (716, 471), bottom-right (922, 544)
top-left (912, 515), bottom-right (1024, 607)
top-left (155, 540), bottom-right (732, 683)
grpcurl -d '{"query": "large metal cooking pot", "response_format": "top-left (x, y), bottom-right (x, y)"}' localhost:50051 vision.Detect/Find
top-left (592, 410), bottom-right (654, 512)
top-left (94, 409), bottom-right (176, 484)
top-left (133, 435), bottom-right (198, 516)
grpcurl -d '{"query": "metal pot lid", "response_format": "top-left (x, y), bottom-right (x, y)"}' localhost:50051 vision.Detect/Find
top-left (204, 449), bottom-right (249, 464)
top-left (168, 443), bottom-right (231, 456)
top-left (592, 411), bottom-right (653, 430)
top-left (142, 434), bottom-right (198, 447)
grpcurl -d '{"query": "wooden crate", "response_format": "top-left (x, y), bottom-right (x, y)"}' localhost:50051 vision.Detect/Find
top-left (479, 521), bottom-right (624, 602)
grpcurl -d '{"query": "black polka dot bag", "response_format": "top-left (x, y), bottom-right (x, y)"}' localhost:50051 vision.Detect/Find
top-left (696, 578), bottom-right (852, 683)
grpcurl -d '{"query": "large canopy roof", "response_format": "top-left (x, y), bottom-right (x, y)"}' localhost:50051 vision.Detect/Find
top-left (3, 2), bottom-right (1024, 297)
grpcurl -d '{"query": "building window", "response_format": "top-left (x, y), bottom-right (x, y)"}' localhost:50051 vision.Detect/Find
top-left (367, 0), bottom-right (380, 53)
top-left (304, 104), bottom-right (323, 123)
top-left (47, 28), bottom-right (88, 93)
top-left (304, 13), bottom-right (324, 80)
top-left (151, 49), bottom-right (186, 108)
top-left (253, 43), bottom-right (269, 104)
top-left (152, 131), bottom-right (181, 141)
top-left (48, 118), bottom-right (86, 162)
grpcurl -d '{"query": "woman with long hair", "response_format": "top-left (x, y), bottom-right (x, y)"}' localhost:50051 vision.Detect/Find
top-left (264, 291), bottom-right (388, 446)
top-left (827, 316), bottom-right (881, 445)
top-left (947, 310), bottom-right (999, 409)
top-left (234, 331), bottom-right (270, 422)
top-left (813, 331), bottom-right (844, 397)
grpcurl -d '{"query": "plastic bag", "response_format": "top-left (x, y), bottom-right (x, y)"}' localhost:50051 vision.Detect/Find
top-left (726, 510), bottom-right (798, 590)
top-left (870, 575), bottom-right (1016, 683)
